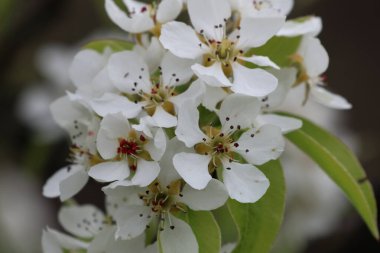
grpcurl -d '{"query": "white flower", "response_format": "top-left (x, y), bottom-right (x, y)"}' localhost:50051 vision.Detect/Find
top-left (43, 96), bottom-right (101, 201)
top-left (69, 48), bottom-right (116, 98)
top-left (105, 0), bottom-right (183, 35)
top-left (133, 37), bottom-right (166, 74)
top-left (230, 0), bottom-right (294, 17)
top-left (67, 47), bottom-right (146, 120)
top-left (106, 50), bottom-right (204, 128)
top-left (103, 138), bottom-right (228, 253)
top-left (296, 36), bottom-right (352, 109)
top-left (277, 16), bottom-right (322, 37)
top-left (88, 112), bottom-right (166, 186)
top-left (42, 204), bottom-right (156, 253)
top-left (256, 68), bottom-right (303, 133)
top-left (173, 94), bottom-right (285, 203)
top-left (160, 0), bottom-right (285, 97)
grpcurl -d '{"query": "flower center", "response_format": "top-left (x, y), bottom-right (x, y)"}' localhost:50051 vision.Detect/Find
top-left (117, 139), bottom-right (140, 156)
top-left (139, 181), bottom-right (187, 231)
top-left (116, 130), bottom-right (150, 161)
top-left (139, 83), bottom-right (176, 116)
top-left (195, 126), bottom-right (238, 169)
top-left (202, 38), bottom-right (243, 77)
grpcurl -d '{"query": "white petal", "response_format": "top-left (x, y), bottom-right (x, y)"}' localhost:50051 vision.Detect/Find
top-left (239, 55), bottom-right (280, 69)
top-left (42, 229), bottom-right (62, 253)
top-left (234, 125), bottom-right (285, 165)
top-left (201, 85), bottom-right (228, 112)
top-left (105, 0), bottom-right (154, 33)
top-left (156, 0), bottom-right (183, 24)
top-left (237, 16), bottom-right (285, 49)
top-left (97, 113), bottom-right (131, 159)
top-left (43, 166), bottom-right (74, 198)
top-left (131, 160), bottom-right (160, 187)
top-left (90, 67), bottom-right (116, 96)
top-left (192, 62), bottom-right (232, 87)
top-left (96, 129), bottom-right (118, 159)
top-left (132, 115), bottom-right (155, 138)
top-left (107, 50), bottom-right (151, 93)
top-left (170, 79), bottom-right (206, 109)
top-left (58, 205), bottom-right (104, 238)
top-left (256, 114), bottom-right (302, 134)
top-left (100, 112), bottom-right (131, 139)
top-left (151, 106), bottom-right (177, 128)
top-left (145, 128), bottom-right (167, 161)
top-left (103, 183), bottom-right (143, 216)
top-left (140, 37), bottom-right (165, 73)
top-left (89, 229), bottom-right (148, 253)
top-left (219, 93), bottom-right (261, 130)
top-left (45, 228), bottom-right (89, 250)
top-left (261, 68), bottom-right (297, 109)
top-left (89, 161), bottom-right (130, 182)
top-left (50, 96), bottom-right (91, 131)
top-left (114, 205), bottom-right (153, 240)
top-left (270, 0), bottom-right (294, 16)
top-left (87, 226), bottom-right (115, 253)
top-left (89, 93), bottom-right (142, 119)
top-left (161, 52), bottom-right (195, 86)
top-left (300, 37), bottom-right (329, 77)
top-left (175, 100), bottom-right (206, 147)
top-left (277, 16), bottom-right (322, 37)
top-left (187, 0), bottom-right (231, 41)
top-left (311, 86), bottom-right (352, 110)
top-left (160, 21), bottom-right (206, 59)
top-left (158, 137), bottom-right (189, 186)
top-left (144, 242), bottom-right (159, 253)
top-left (222, 161), bottom-right (269, 203)
top-left (173, 152), bottom-right (211, 190)
top-left (180, 179), bottom-right (228, 210)
top-left (160, 214), bottom-right (198, 253)
top-left (69, 49), bottom-right (107, 90)
top-left (60, 168), bottom-right (89, 201)
top-left (231, 63), bottom-right (278, 97)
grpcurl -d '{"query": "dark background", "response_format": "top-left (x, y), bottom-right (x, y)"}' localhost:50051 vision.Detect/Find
top-left (0, 0), bottom-right (379, 252)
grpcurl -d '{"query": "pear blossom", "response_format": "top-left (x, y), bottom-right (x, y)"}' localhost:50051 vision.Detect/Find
top-left (43, 96), bottom-right (101, 201)
top-left (174, 94), bottom-right (285, 203)
top-left (66, 47), bottom-right (147, 120)
top-left (103, 138), bottom-right (228, 253)
top-left (256, 68), bottom-right (303, 133)
top-left (105, 0), bottom-right (183, 35)
top-left (160, 0), bottom-right (286, 97)
top-left (42, 204), bottom-right (157, 253)
top-left (88, 112), bottom-right (166, 186)
top-left (134, 37), bottom-right (166, 74)
top-left (106, 50), bottom-right (204, 128)
top-left (293, 36), bottom-right (352, 109)
top-left (69, 47), bottom-right (116, 98)
top-left (277, 16), bottom-right (322, 37)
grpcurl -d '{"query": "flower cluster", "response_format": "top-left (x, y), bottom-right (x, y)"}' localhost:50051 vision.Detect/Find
top-left (42, 0), bottom-right (351, 252)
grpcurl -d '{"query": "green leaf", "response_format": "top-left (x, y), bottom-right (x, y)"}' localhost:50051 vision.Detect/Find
top-left (280, 112), bottom-right (379, 239)
top-left (228, 160), bottom-right (286, 253)
top-left (175, 210), bottom-right (222, 253)
top-left (186, 210), bottom-right (222, 253)
top-left (213, 204), bottom-right (238, 244)
top-left (83, 39), bottom-right (134, 53)
top-left (245, 36), bottom-right (302, 68)
top-left (198, 104), bottom-right (221, 128)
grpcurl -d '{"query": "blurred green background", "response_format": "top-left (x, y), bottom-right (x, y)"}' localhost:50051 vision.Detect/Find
top-left (0, 0), bottom-right (379, 252)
